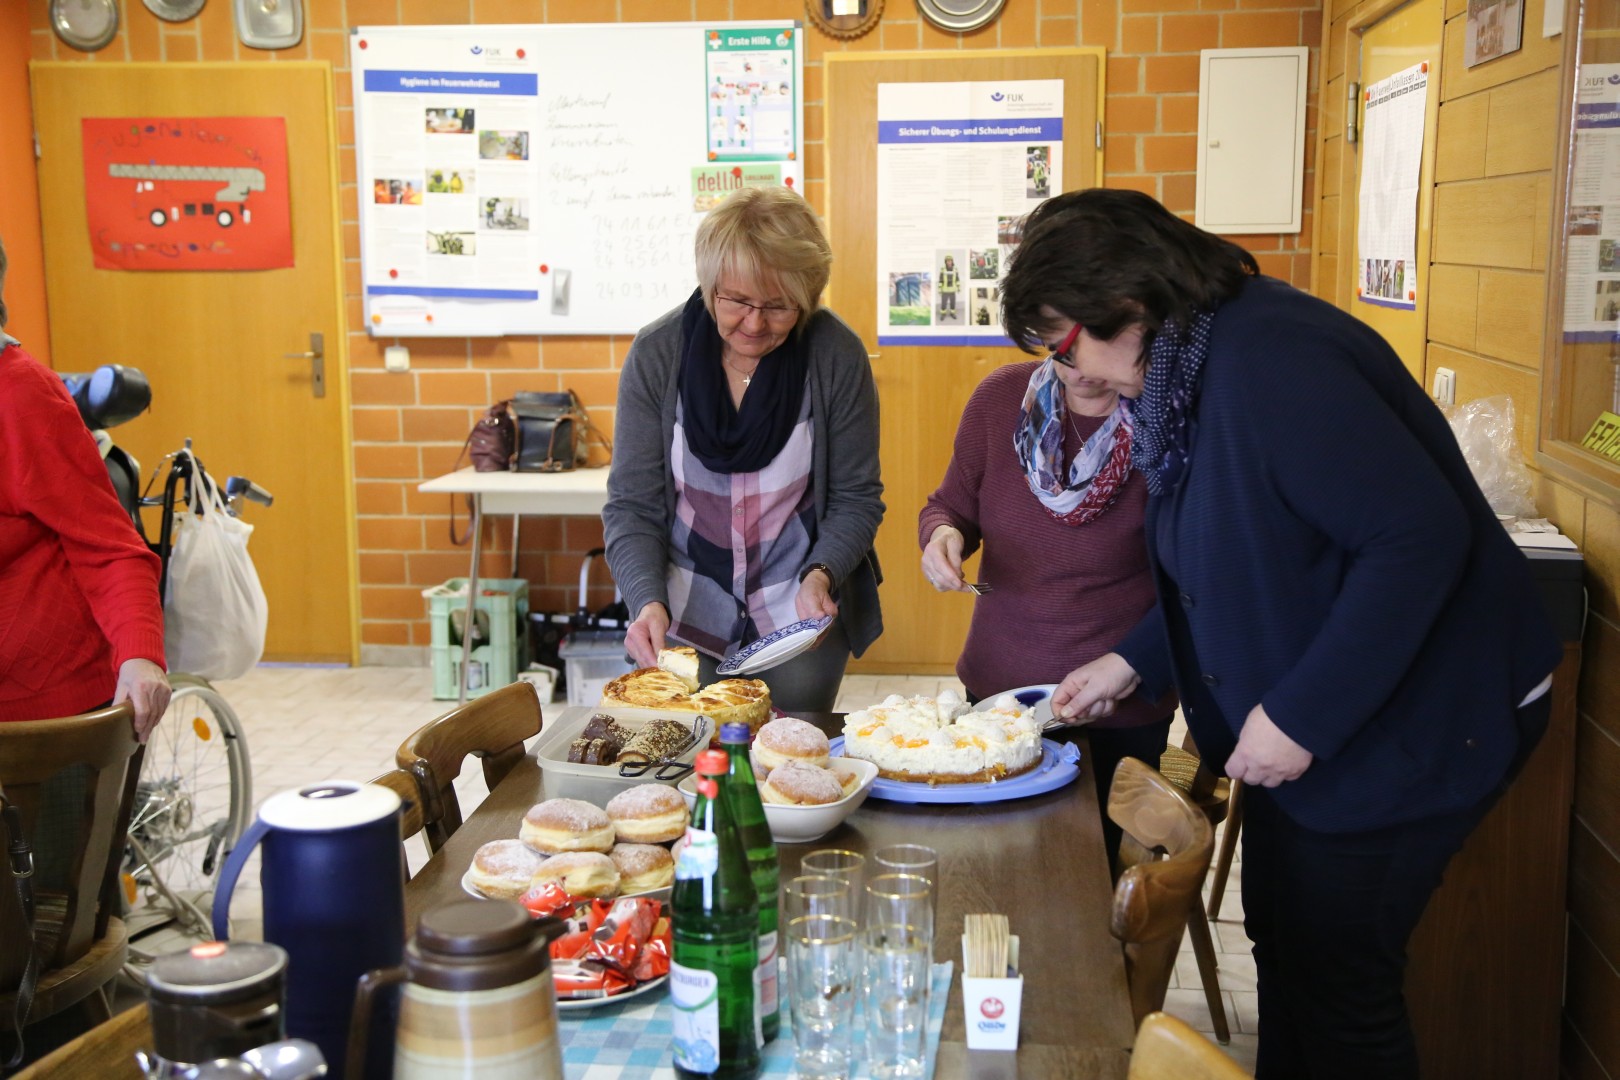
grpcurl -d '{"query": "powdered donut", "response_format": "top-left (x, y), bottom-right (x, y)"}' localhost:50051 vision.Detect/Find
top-left (760, 760), bottom-right (845, 806)
top-left (468, 839), bottom-right (548, 900)
top-left (609, 843), bottom-right (676, 893)
top-left (604, 784), bottom-right (687, 844)
top-left (753, 717), bottom-right (831, 772)
top-left (529, 851), bottom-right (620, 899)
top-left (519, 798), bottom-right (615, 854)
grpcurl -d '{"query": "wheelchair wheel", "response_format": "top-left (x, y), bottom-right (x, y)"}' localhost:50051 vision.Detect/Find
top-left (123, 673), bottom-right (252, 945)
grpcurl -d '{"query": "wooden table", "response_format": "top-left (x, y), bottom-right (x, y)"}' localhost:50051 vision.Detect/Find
top-left (405, 716), bottom-right (1137, 1079)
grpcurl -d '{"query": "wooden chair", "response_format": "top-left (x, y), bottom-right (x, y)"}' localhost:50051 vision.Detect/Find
top-left (12, 1004), bottom-right (148, 1080)
top-left (366, 761), bottom-right (439, 876)
top-left (0, 703), bottom-right (142, 1036)
top-left (1158, 739), bottom-right (1234, 1043)
top-left (1129, 1011), bottom-right (1252, 1079)
top-left (1206, 780), bottom-right (1243, 919)
top-left (1109, 756), bottom-right (1215, 1034)
top-left (395, 681), bottom-right (542, 853)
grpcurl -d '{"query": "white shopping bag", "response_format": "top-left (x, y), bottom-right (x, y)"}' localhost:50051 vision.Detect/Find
top-left (162, 451), bottom-right (268, 680)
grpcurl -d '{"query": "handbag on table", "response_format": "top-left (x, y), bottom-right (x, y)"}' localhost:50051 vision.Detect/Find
top-left (512, 390), bottom-right (594, 473)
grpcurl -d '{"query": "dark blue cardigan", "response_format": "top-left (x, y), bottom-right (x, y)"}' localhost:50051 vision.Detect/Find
top-left (1116, 277), bottom-right (1561, 833)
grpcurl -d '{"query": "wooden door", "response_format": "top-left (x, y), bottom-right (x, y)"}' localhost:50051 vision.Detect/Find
top-left (826, 50), bottom-right (1102, 674)
top-left (1341, 0), bottom-right (1444, 381)
top-left (32, 62), bottom-right (357, 664)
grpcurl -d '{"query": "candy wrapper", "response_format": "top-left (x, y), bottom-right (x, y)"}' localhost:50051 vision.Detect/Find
top-left (522, 892), bottom-right (671, 1000)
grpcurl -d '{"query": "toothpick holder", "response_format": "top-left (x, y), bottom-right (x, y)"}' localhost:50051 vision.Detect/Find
top-left (960, 934), bottom-right (1024, 1050)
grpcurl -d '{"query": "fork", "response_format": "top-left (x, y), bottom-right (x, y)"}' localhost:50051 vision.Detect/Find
top-left (965, 582), bottom-right (994, 596)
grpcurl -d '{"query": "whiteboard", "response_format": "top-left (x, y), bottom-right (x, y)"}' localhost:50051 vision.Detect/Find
top-left (350, 22), bottom-right (805, 336)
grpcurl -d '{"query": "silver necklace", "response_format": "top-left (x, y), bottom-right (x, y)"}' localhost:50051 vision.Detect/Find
top-left (724, 354), bottom-right (760, 386)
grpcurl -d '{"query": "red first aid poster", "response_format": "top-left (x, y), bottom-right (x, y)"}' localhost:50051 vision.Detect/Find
top-left (81, 117), bottom-right (294, 271)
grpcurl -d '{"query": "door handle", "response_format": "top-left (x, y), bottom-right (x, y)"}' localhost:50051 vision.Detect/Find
top-left (283, 332), bottom-right (326, 398)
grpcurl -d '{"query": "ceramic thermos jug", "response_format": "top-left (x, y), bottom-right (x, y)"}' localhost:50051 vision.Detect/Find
top-left (348, 898), bottom-right (568, 1080)
top-left (213, 781), bottom-right (405, 1080)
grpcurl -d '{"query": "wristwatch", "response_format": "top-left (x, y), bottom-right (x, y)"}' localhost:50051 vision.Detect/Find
top-left (799, 562), bottom-right (836, 587)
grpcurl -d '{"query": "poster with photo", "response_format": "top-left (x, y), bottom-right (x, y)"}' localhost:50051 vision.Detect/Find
top-left (1562, 64), bottom-right (1620, 340)
top-left (874, 79), bottom-right (1064, 345)
top-left (1356, 63), bottom-right (1428, 310)
top-left (705, 27), bottom-right (798, 161)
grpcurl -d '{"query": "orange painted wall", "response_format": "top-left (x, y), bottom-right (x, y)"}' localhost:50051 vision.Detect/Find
top-left (2, 0), bottom-right (50, 361)
top-left (29, 0), bottom-right (1322, 650)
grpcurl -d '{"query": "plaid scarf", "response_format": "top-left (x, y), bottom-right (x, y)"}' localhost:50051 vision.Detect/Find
top-left (1128, 310), bottom-right (1215, 495)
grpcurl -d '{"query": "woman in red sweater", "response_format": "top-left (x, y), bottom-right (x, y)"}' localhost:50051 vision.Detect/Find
top-left (919, 345), bottom-right (1172, 852)
top-left (0, 241), bottom-right (169, 738)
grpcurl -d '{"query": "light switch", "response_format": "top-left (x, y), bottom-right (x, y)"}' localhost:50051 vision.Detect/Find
top-left (1432, 367), bottom-right (1455, 406)
top-left (385, 346), bottom-right (410, 373)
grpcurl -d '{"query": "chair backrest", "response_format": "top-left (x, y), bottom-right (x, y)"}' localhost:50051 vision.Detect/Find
top-left (0, 703), bottom-right (140, 980)
top-left (1108, 756), bottom-right (1215, 1027)
top-left (366, 762), bottom-right (437, 843)
top-left (395, 681), bottom-right (541, 853)
top-left (1128, 1011), bottom-right (1252, 1079)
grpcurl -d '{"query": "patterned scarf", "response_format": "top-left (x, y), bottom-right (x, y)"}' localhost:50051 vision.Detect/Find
top-left (1127, 310), bottom-right (1215, 495)
top-left (1013, 359), bottom-right (1134, 525)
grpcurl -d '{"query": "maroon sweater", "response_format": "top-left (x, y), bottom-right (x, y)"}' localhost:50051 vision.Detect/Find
top-left (0, 341), bottom-right (165, 721)
top-left (917, 362), bottom-right (1168, 728)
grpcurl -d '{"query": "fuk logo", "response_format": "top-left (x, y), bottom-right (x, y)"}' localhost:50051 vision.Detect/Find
top-left (980, 997), bottom-right (1005, 1019)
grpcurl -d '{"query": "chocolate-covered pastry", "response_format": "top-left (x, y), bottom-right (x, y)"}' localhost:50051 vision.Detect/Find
top-left (617, 719), bottom-right (692, 764)
top-left (566, 737), bottom-right (591, 764)
top-left (583, 713), bottom-right (631, 745)
top-left (581, 737), bottom-right (617, 766)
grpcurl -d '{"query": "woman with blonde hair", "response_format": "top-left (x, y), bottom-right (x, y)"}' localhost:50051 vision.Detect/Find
top-left (604, 186), bottom-right (884, 710)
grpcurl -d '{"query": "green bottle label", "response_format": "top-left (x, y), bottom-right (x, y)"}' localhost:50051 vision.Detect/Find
top-left (670, 961), bottom-right (721, 1072)
top-left (676, 827), bottom-right (719, 880)
top-left (758, 929), bottom-right (778, 1019)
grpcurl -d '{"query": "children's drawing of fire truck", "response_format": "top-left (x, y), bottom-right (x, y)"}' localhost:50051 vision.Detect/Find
top-left (110, 163), bottom-right (267, 229)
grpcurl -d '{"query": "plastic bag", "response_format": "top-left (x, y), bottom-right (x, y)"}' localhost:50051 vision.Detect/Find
top-left (1446, 395), bottom-right (1536, 519)
top-left (163, 452), bottom-right (268, 680)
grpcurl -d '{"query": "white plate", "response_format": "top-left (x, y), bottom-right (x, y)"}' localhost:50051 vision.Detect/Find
top-left (996, 684), bottom-right (1058, 727)
top-left (556, 973), bottom-right (668, 1011)
top-left (460, 868), bottom-right (671, 904)
top-left (715, 616), bottom-right (835, 676)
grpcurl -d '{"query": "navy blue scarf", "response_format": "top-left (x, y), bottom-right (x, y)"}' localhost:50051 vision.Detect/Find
top-left (1128, 310), bottom-right (1215, 495)
top-left (678, 288), bottom-right (809, 475)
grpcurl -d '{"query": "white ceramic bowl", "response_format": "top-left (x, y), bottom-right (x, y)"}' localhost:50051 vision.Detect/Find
top-left (678, 757), bottom-right (879, 845)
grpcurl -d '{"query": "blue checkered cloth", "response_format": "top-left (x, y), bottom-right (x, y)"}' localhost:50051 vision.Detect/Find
top-left (559, 961), bottom-right (954, 1079)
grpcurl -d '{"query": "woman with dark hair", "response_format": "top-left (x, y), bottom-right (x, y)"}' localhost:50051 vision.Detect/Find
top-left (1006, 189), bottom-right (1559, 1080)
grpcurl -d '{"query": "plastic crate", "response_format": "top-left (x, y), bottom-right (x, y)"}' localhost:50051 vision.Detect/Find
top-left (558, 629), bottom-right (634, 707)
top-left (424, 578), bottom-right (530, 700)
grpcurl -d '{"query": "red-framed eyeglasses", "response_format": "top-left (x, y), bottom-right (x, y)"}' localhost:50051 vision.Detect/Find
top-left (1047, 323), bottom-right (1083, 368)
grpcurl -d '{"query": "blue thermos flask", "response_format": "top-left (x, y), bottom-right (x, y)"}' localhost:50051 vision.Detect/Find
top-left (213, 781), bottom-right (405, 1080)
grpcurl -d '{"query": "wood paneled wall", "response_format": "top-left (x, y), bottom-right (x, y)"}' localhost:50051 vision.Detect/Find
top-left (1312, 0), bottom-right (1620, 1072)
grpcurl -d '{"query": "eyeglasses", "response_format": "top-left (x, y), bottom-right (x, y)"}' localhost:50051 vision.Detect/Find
top-left (1046, 322), bottom-right (1083, 368)
top-left (716, 294), bottom-right (799, 324)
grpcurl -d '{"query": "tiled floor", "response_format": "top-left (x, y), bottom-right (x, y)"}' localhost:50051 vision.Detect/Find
top-left (145, 664), bottom-right (1257, 1073)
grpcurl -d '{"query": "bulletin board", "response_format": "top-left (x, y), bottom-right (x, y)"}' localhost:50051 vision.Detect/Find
top-left (350, 22), bottom-right (804, 337)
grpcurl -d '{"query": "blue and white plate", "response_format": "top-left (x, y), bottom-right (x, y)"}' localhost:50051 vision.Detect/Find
top-left (996, 683), bottom-right (1059, 727)
top-left (829, 736), bottom-right (1082, 805)
top-left (715, 615), bottom-right (835, 676)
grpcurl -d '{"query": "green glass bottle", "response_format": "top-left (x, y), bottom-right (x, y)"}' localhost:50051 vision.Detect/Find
top-left (671, 748), bottom-right (761, 1079)
top-left (719, 722), bottom-right (780, 1044)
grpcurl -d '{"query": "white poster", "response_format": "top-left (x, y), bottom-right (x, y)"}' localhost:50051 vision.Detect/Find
top-left (875, 80), bottom-right (1064, 346)
top-left (1356, 63), bottom-right (1428, 311)
top-left (1562, 64), bottom-right (1620, 340)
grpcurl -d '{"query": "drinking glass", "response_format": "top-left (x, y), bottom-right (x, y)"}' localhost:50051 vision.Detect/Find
top-left (801, 849), bottom-right (865, 896)
top-left (785, 914), bottom-right (859, 1080)
top-left (862, 920), bottom-right (932, 1080)
top-left (784, 874), bottom-right (856, 924)
top-left (873, 845), bottom-right (938, 920)
top-left (864, 873), bottom-right (933, 941)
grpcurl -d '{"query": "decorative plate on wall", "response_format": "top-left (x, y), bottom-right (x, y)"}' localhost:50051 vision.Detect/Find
top-left (142, 0), bottom-right (207, 21)
top-left (50, 0), bottom-right (119, 52)
top-left (916, 0), bottom-right (1007, 33)
top-left (806, 0), bottom-right (885, 40)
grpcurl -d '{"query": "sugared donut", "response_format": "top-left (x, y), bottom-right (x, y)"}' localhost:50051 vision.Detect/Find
top-left (605, 784), bottom-right (688, 844)
top-left (468, 839), bottom-right (548, 900)
top-left (529, 851), bottom-right (620, 899)
top-left (609, 843), bottom-right (675, 893)
top-left (753, 717), bottom-right (831, 772)
top-left (760, 761), bottom-right (845, 806)
top-left (519, 798), bottom-right (615, 854)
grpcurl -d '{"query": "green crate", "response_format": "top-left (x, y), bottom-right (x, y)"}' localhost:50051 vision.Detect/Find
top-left (424, 578), bottom-right (530, 699)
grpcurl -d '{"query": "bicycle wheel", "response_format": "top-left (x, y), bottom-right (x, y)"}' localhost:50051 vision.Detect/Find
top-left (124, 674), bottom-right (252, 934)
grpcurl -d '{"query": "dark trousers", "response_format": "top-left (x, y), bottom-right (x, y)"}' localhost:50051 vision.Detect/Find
top-left (1087, 717), bottom-right (1174, 868)
top-left (1243, 693), bottom-right (1551, 1080)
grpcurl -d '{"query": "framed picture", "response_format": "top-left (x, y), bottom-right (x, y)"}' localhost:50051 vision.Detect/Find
top-left (1465, 0), bottom-right (1525, 66)
top-left (806, 0), bottom-right (884, 40)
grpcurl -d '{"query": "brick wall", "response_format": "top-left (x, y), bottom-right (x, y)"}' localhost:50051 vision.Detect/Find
top-left (27, 0), bottom-right (1321, 655)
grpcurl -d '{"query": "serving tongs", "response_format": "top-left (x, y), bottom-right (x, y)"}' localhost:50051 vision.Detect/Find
top-left (616, 714), bottom-right (711, 781)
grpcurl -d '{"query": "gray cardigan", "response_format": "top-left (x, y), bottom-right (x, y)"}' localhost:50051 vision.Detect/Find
top-left (603, 303), bottom-right (886, 657)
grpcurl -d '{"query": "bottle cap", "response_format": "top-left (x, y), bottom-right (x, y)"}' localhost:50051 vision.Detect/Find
top-left (718, 722), bottom-right (752, 745)
top-left (694, 748), bottom-right (730, 776)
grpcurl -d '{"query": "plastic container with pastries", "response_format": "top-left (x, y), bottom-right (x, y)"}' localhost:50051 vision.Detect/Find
top-left (531, 704), bottom-right (709, 804)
